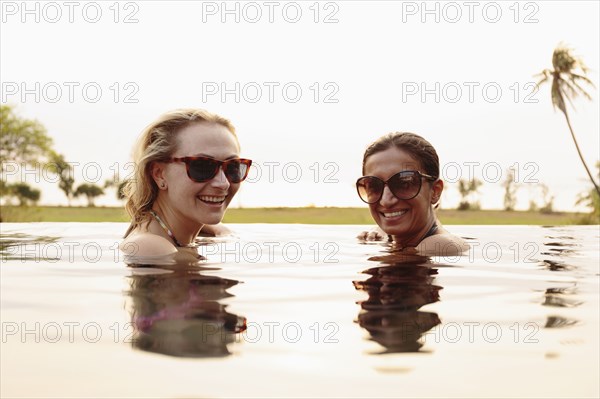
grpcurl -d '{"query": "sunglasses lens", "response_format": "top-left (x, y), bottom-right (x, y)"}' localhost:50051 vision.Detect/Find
top-left (389, 172), bottom-right (420, 199)
top-left (183, 158), bottom-right (251, 183)
top-left (357, 177), bottom-right (384, 204)
top-left (188, 159), bottom-right (219, 182)
top-left (224, 160), bottom-right (249, 183)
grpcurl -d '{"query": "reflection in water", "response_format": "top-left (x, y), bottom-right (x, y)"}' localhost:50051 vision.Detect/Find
top-left (538, 235), bottom-right (579, 265)
top-left (543, 287), bottom-right (583, 308)
top-left (0, 233), bottom-right (59, 261)
top-left (539, 229), bottom-right (582, 327)
top-left (126, 262), bottom-right (246, 358)
top-left (539, 259), bottom-right (575, 272)
top-left (353, 253), bottom-right (441, 354)
top-left (544, 316), bottom-right (578, 328)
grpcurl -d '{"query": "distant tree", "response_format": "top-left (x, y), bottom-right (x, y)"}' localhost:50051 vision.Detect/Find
top-left (536, 43), bottom-right (599, 196)
top-left (47, 152), bottom-right (75, 205)
top-left (0, 105), bottom-right (54, 171)
top-left (8, 183), bottom-right (41, 206)
top-left (0, 179), bottom-right (9, 197)
top-left (457, 178), bottom-right (482, 210)
top-left (104, 178), bottom-right (127, 200)
top-left (74, 184), bottom-right (104, 207)
top-left (1, 106), bottom-right (57, 207)
top-left (575, 161), bottom-right (600, 219)
top-left (502, 169), bottom-right (518, 211)
top-left (539, 183), bottom-right (554, 214)
top-left (528, 200), bottom-right (539, 212)
top-left (116, 180), bottom-right (127, 200)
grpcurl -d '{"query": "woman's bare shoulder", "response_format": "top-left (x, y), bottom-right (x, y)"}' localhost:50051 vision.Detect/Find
top-left (120, 232), bottom-right (178, 257)
top-left (416, 232), bottom-right (470, 256)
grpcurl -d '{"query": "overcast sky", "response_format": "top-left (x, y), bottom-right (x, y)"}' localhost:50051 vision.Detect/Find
top-left (1, 0), bottom-right (599, 211)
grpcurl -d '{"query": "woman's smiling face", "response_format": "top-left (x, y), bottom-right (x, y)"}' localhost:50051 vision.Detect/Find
top-left (157, 122), bottom-right (241, 226)
top-left (363, 146), bottom-right (442, 246)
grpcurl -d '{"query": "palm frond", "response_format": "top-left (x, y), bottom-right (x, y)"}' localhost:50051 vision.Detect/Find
top-left (569, 72), bottom-right (595, 88)
top-left (537, 44), bottom-right (595, 113)
top-left (567, 73), bottom-right (595, 101)
top-left (561, 78), bottom-right (583, 99)
top-left (567, 78), bottom-right (593, 101)
top-left (550, 79), bottom-right (566, 112)
top-left (535, 69), bottom-right (552, 89)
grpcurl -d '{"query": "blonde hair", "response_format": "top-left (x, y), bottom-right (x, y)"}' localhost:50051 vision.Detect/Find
top-left (123, 108), bottom-right (237, 237)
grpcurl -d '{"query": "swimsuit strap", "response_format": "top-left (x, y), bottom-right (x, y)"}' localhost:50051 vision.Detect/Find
top-left (422, 221), bottom-right (438, 240)
top-left (149, 210), bottom-right (183, 247)
top-left (388, 221), bottom-right (439, 247)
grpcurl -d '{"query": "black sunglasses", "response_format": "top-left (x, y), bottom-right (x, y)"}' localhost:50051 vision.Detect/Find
top-left (356, 170), bottom-right (437, 204)
top-left (169, 156), bottom-right (252, 183)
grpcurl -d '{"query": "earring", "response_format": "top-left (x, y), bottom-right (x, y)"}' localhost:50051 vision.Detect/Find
top-left (160, 182), bottom-right (166, 189)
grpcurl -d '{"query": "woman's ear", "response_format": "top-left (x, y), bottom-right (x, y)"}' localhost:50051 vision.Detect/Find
top-left (431, 179), bottom-right (443, 204)
top-left (151, 162), bottom-right (167, 190)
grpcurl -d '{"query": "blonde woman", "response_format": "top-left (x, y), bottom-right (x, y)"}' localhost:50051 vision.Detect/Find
top-left (121, 109), bottom-right (252, 257)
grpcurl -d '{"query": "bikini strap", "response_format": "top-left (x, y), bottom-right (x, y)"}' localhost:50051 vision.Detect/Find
top-left (149, 210), bottom-right (183, 248)
top-left (423, 221), bottom-right (438, 240)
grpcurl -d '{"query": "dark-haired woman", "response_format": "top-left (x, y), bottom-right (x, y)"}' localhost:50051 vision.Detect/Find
top-left (356, 132), bottom-right (468, 255)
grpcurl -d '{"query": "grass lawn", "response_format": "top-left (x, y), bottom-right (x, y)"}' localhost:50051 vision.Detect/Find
top-left (1, 205), bottom-right (596, 225)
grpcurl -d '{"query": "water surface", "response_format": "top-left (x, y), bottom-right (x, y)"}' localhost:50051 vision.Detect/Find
top-left (1, 223), bottom-right (598, 398)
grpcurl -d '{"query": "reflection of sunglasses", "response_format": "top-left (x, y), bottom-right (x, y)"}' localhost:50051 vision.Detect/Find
top-left (356, 170), bottom-right (437, 204)
top-left (170, 156), bottom-right (252, 183)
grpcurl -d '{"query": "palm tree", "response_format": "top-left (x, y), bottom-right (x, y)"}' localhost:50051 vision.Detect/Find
top-left (536, 43), bottom-right (599, 196)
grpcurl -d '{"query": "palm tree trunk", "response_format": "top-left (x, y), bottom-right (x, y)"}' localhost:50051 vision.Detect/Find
top-left (562, 110), bottom-right (600, 196)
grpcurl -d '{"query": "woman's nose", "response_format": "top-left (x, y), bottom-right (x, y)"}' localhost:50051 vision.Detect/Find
top-left (210, 167), bottom-right (231, 189)
top-left (378, 185), bottom-right (398, 207)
